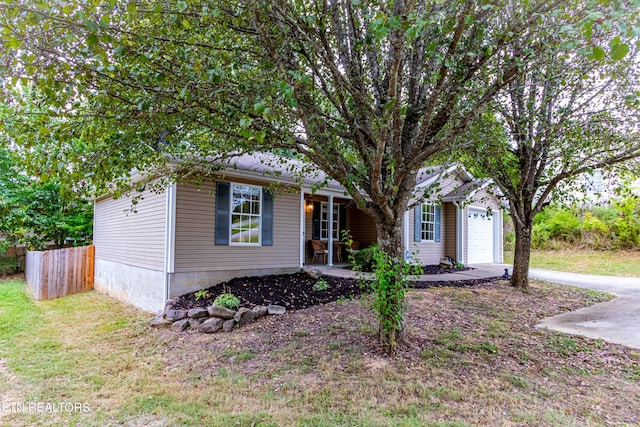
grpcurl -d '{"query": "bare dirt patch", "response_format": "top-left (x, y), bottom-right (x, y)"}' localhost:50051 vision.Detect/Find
top-left (157, 280), bottom-right (640, 425)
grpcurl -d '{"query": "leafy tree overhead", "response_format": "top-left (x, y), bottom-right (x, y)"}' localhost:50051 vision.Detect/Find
top-left (1, 0), bottom-right (637, 353)
top-left (0, 148), bottom-right (93, 251)
top-left (462, 40), bottom-right (640, 290)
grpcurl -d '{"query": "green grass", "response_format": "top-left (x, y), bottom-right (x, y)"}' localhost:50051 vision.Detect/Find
top-left (0, 277), bottom-right (638, 426)
top-left (503, 249), bottom-right (640, 277)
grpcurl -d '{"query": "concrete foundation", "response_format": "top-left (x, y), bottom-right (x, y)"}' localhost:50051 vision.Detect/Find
top-left (94, 259), bottom-right (165, 313)
top-left (169, 267), bottom-right (300, 298)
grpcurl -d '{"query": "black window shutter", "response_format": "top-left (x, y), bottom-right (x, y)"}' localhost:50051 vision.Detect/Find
top-left (339, 204), bottom-right (347, 240)
top-left (215, 182), bottom-right (230, 245)
top-left (262, 189), bottom-right (274, 246)
top-left (434, 206), bottom-right (441, 243)
top-left (312, 201), bottom-right (321, 240)
top-left (414, 205), bottom-right (422, 242)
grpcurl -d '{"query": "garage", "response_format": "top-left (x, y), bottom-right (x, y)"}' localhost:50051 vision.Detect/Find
top-left (467, 207), bottom-right (495, 264)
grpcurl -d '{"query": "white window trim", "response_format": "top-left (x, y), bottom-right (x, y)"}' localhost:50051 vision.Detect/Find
top-left (319, 201), bottom-right (340, 241)
top-left (229, 182), bottom-right (262, 246)
top-left (421, 203), bottom-right (436, 242)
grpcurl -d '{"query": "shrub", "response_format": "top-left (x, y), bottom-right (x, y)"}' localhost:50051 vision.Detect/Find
top-left (503, 231), bottom-right (515, 251)
top-left (194, 289), bottom-right (211, 301)
top-left (532, 207), bottom-right (581, 248)
top-left (313, 278), bottom-right (329, 292)
top-left (213, 292), bottom-right (240, 310)
top-left (581, 212), bottom-right (611, 249)
top-left (352, 246), bottom-right (376, 272)
top-left (611, 196), bottom-right (640, 249)
top-left (0, 257), bottom-right (20, 275)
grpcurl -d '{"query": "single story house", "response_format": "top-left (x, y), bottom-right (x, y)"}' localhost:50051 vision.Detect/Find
top-left (93, 154), bottom-right (503, 312)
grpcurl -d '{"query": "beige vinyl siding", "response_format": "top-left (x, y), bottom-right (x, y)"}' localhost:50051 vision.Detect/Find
top-left (94, 188), bottom-right (167, 271)
top-left (408, 175), bottom-right (463, 264)
top-left (407, 207), bottom-right (446, 265)
top-left (470, 188), bottom-right (501, 210)
top-left (174, 182), bottom-right (300, 272)
top-left (349, 207), bottom-right (377, 247)
top-left (443, 202), bottom-right (457, 259)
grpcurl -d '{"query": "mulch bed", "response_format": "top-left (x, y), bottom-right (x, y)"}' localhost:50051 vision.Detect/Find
top-left (421, 264), bottom-right (471, 274)
top-left (172, 266), bottom-right (502, 312)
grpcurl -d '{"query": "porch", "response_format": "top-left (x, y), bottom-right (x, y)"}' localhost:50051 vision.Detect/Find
top-left (302, 193), bottom-right (377, 266)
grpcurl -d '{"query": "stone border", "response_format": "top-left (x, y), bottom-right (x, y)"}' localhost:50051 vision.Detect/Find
top-left (150, 299), bottom-right (287, 333)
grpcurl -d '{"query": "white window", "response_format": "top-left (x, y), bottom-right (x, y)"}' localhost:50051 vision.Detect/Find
top-left (421, 203), bottom-right (435, 241)
top-left (320, 202), bottom-right (340, 240)
top-left (230, 184), bottom-right (261, 245)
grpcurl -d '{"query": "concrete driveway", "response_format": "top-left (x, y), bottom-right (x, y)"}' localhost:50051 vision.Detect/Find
top-left (530, 268), bottom-right (640, 350)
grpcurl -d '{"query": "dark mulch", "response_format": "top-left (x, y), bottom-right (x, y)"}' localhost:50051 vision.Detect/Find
top-left (172, 267), bottom-right (502, 312)
top-left (421, 264), bottom-right (471, 275)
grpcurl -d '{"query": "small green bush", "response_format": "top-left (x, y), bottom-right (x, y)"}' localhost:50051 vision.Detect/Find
top-left (313, 278), bottom-right (329, 292)
top-left (353, 246), bottom-right (376, 271)
top-left (194, 289), bottom-right (211, 301)
top-left (503, 231), bottom-right (515, 251)
top-left (213, 292), bottom-right (240, 310)
top-left (0, 257), bottom-right (20, 274)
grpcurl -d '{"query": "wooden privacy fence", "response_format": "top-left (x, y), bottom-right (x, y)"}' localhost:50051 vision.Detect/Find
top-left (26, 245), bottom-right (95, 301)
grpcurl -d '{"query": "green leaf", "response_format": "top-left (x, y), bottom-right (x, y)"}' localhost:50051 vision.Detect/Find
top-left (182, 18), bottom-right (191, 30)
top-left (591, 46), bottom-right (606, 60)
top-left (610, 43), bottom-right (630, 60)
top-left (86, 33), bottom-right (98, 46)
top-left (126, 3), bottom-right (138, 16)
top-left (177, 1), bottom-right (188, 12)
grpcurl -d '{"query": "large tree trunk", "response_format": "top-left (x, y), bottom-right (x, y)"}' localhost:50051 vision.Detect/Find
top-left (511, 222), bottom-right (532, 290)
top-left (374, 217), bottom-right (408, 354)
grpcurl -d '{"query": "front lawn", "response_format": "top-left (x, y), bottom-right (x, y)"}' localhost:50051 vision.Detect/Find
top-left (503, 249), bottom-right (640, 277)
top-left (1, 277), bottom-right (638, 426)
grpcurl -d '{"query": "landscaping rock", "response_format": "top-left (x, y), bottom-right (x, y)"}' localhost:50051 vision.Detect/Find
top-left (198, 317), bottom-right (225, 333)
top-left (164, 299), bottom-right (177, 309)
top-left (234, 307), bottom-right (256, 325)
top-left (304, 268), bottom-right (322, 280)
top-left (171, 319), bottom-right (190, 333)
top-left (222, 319), bottom-right (237, 333)
top-left (189, 317), bottom-right (205, 328)
top-left (252, 305), bottom-right (268, 319)
top-left (267, 304), bottom-right (287, 315)
top-left (187, 307), bottom-right (209, 319)
top-left (439, 257), bottom-right (454, 269)
top-left (150, 316), bottom-right (171, 328)
top-left (207, 305), bottom-right (236, 319)
top-left (165, 309), bottom-right (188, 322)
top-left (156, 310), bottom-right (165, 317)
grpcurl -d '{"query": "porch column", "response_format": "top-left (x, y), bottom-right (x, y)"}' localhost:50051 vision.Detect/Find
top-left (328, 195), bottom-right (334, 266)
top-left (299, 191), bottom-right (305, 268)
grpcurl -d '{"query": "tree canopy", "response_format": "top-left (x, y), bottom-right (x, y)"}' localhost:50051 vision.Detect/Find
top-left (461, 35), bottom-right (639, 289)
top-left (2, 0), bottom-right (638, 352)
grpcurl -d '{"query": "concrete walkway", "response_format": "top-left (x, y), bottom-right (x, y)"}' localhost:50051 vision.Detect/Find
top-left (529, 268), bottom-right (640, 350)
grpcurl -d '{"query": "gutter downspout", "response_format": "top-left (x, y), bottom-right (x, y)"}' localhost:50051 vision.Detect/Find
top-left (453, 201), bottom-right (464, 264)
top-left (403, 211), bottom-right (410, 261)
top-left (163, 182), bottom-right (177, 305)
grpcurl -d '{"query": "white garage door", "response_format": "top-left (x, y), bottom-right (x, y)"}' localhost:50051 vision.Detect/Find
top-left (467, 208), bottom-right (494, 264)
